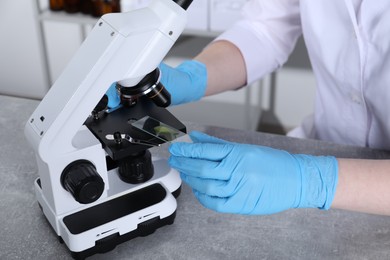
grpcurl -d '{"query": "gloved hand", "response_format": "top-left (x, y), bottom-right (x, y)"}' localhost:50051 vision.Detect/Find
top-left (159, 60), bottom-right (207, 105)
top-left (169, 131), bottom-right (338, 215)
top-left (105, 83), bottom-right (121, 109)
top-left (104, 60), bottom-right (207, 108)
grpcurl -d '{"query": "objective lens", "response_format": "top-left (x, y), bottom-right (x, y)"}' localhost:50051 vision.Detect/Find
top-left (146, 82), bottom-right (171, 107)
top-left (119, 68), bottom-right (171, 107)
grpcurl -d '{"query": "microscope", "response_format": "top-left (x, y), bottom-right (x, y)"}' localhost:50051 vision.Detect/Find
top-left (24, 0), bottom-right (192, 259)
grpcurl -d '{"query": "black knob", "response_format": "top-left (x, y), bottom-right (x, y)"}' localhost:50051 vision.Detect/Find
top-left (94, 94), bottom-right (109, 112)
top-left (118, 150), bottom-right (154, 184)
top-left (92, 94), bottom-right (109, 119)
top-left (61, 160), bottom-right (105, 204)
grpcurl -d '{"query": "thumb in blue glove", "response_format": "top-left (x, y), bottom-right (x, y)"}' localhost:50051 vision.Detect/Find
top-left (169, 131), bottom-right (338, 215)
top-left (105, 82), bottom-right (121, 109)
top-left (159, 60), bottom-right (207, 105)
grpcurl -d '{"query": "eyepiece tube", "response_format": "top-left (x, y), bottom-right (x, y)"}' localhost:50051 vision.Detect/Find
top-left (172, 0), bottom-right (193, 10)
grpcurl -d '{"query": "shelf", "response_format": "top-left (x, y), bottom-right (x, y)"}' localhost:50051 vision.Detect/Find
top-left (38, 9), bottom-right (98, 26)
top-left (38, 9), bottom-right (221, 37)
top-left (34, 2), bottom-right (221, 86)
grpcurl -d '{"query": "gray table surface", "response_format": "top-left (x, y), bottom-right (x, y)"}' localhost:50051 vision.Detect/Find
top-left (1, 94), bottom-right (390, 260)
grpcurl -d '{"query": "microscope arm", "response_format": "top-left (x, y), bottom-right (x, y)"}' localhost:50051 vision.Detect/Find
top-left (25, 0), bottom-right (187, 159)
top-left (24, 2), bottom-right (194, 256)
top-left (24, 0), bottom-right (189, 218)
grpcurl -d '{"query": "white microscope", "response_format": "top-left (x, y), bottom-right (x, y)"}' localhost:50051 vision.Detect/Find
top-left (24, 0), bottom-right (192, 259)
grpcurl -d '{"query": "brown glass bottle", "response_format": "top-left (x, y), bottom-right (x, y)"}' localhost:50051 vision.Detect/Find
top-left (110, 0), bottom-right (121, 13)
top-left (49, 0), bottom-right (64, 11)
top-left (64, 0), bottom-right (81, 13)
top-left (91, 0), bottom-right (121, 17)
top-left (80, 0), bottom-right (93, 14)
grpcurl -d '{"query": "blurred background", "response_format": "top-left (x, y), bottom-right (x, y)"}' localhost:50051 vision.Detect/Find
top-left (0, 0), bottom-right (315, 133)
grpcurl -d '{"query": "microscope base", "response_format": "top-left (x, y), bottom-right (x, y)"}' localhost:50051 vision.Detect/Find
top-left (35, 178), bottom-right (181, 260)
top-left (70, 211), bottom-right (177, 260)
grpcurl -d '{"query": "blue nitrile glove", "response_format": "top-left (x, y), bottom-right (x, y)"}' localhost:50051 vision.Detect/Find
top-left (159, 60), bottom-right (207, 105)
top-left (105, 83), bottom-right (121, 109)
top-left (169, 131), bottom-right (338, 215)
top-left (104, 60), bottom-right (207, 108)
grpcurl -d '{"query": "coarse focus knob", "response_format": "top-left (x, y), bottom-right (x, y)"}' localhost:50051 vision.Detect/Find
top-left (118, 150), bottom-right (154, 184)
top-left (61, 160), bottom-right (105, 204)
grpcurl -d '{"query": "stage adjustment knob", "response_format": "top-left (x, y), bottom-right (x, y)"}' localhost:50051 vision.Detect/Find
top-left (61, 160), bottom-right (105, 204)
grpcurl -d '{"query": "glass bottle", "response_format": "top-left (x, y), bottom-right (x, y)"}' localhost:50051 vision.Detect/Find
top-left (80, 0), bottom-right (93, 14)
top-left (91, 0), bottom-right (102, 17)
top-left (64, 0), bottom-right (81, 13)
top-left (110, 0), bottom-right (121, 13)
top-left (49, 0), bottom-right (64, 11)
top-left (91, 0), bottom-right (121, 17)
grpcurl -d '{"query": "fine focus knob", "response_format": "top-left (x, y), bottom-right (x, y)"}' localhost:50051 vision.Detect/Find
top-left (61, 160), bottom-right (104, 204)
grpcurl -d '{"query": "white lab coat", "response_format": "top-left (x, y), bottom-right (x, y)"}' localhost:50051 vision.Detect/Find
top-left (217, 0), bottom-right (390, 150)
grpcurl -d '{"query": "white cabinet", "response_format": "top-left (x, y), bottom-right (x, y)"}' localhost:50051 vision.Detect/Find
top-left (121, 0), bottom-right (250, 33)
top-left (0, 0), bottom-right (48, 99)
top-left (121, 0), bottom-right (209, 31)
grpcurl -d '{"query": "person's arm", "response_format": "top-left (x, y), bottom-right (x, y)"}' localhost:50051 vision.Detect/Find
top-left (169, 131), bottom-right (390, 216)
top-left (332, 159), bottom-right (390, 215)
top-left (194, 40), bottom-right (247, 96)
top-left (159, 0), bottom-right (302, 105)
top-left (157, 40), bottom-right (248, 105)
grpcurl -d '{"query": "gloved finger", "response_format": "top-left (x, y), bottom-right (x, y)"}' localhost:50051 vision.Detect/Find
top-left (169, 142), bottom-right (233, 161)
top-left (193, 191), bottom-right (231, 214)
top-left (170, 156), bottom-right (231, 180)
top-left (195, 189), bottom-right (261, 215)
top-left (106, 83), bottom-right (120, 108)
top-left (159, 60), bottom-right (207, 106)
top-left (158, 62), bottom-right (180, 105)
top-left (180, 173), bottom-right (236, 197)
top-left (158, 62), bottom-right (172, 86)
top-left (189, 131), bottom-right (229, 144)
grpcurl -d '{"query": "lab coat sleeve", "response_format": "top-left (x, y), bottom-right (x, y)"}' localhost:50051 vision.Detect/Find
top-left (215, 0), bottom-right (302, 84)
